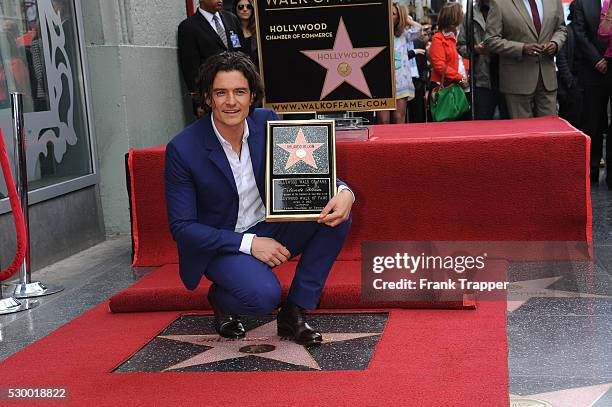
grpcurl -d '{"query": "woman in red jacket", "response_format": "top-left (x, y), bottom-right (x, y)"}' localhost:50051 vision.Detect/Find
top-left (0, 36), bottom-right (29, 110)
top-left (428, 1), bottom-right (470, 120)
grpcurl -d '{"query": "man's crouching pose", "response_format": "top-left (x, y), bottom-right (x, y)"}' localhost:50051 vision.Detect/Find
top-left (164, 52), bottom-right (353, 345)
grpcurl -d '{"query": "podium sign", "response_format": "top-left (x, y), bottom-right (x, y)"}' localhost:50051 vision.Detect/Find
top-left (266, 120), bottom-right (336, 221)
top-left (254, 0), bottom-right (395, 113)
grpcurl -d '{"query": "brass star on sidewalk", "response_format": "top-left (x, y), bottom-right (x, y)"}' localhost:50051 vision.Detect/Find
top-left (507, 276), bottom-right (611, 312)
top-left (160, 320), bottom-right (380, 371)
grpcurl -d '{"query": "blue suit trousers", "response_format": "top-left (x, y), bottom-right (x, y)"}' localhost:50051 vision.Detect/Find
top-left (204, 216), bottom-right (351, 315)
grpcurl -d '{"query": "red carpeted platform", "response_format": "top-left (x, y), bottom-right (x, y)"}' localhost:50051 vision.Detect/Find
top-left (0, 300), bottom-right (509, 406)
top-left (129, 116), bottom-right (591, 268)
top-left (118, 117), bottom-right (592, 312)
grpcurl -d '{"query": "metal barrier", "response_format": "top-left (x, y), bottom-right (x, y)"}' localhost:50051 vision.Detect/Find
top-left (6, 92), bottom-right (64, 299)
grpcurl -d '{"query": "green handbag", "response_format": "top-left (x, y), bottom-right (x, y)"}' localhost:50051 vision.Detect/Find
top-left (430, 82), bottom-right (470, 122)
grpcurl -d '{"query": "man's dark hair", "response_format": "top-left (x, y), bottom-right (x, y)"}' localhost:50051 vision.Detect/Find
top-left (196, 51), bottom-right (264, 114)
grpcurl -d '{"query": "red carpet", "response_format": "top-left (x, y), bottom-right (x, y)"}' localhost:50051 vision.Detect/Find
top-left (370, 115), bottom-right (581, 140)
top-left (129, 117), bottom-right (591, 268)
top-left (109, 262), bottom-right (480, 313)
top-left (0, 301), bottom-right (508, 406)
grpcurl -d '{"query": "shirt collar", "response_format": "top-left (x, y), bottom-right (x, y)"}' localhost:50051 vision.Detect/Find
top-left (198, 7), bottom-right (220, 24)
top-left (211, 115), bottom-right (249, 148)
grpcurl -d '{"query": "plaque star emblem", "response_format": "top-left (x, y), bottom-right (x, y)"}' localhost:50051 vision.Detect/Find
top-left (301, 18), bottom-right (385, 99)
top-left (159, 320), bottom-right (380, 371)
top-left (507, 276), bottom-right (611, 312)
top-left (277, 128), bottom-right (324, 169)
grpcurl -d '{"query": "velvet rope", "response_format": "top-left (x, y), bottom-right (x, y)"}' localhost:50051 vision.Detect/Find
top-left (0, 129), bottom-right (27, 281)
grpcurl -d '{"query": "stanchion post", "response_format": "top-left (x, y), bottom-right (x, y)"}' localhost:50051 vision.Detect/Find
top-left (12, 92), bottom-right (31, 284)
top-left (7, 92), bottom-right (63, 299)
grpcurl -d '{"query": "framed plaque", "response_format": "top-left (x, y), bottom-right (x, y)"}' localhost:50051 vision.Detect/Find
top-left (266, 120), bottom-right (336, 221)
top-left (254, 0), bottom-right (395, 113)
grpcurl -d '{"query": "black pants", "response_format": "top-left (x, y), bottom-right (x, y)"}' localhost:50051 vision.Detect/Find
top-left (583, 62), bottom-right (612, 178)
top-left (408, 78), bottom-right (426, 123)
top-left (557, 82), bottom-right (584, 129)
top-left (473, 86), bottom-right (509, 120)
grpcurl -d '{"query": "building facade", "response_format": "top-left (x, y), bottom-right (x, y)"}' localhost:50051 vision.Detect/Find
top-left (0, 0), bottom-right (189, 270)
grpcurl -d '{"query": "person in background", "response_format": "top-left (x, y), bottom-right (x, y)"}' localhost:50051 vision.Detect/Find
top-left (484, 0), bottom-right (567, 118)
top-left (378, 2), bottom-right (420, 124)
top-left (232, 0), bottom-right (258, 68)
top-left (457, 0), bottom-right (508, 120)
top-left (597, 0), bottom-right (612, 189)
top-left (0, 30), bottom-right (30, 111)
top-left (407, 19), bottom-right (428, 123)
top-left (0, 48), bottom-right (27, 110)
top-left (574, 0), bottom-right (609, 184)
top-left (178, 0), bottom-right (245, 118)
top-left (428, 1), bottom-right (470, 121)
top-left (556, 3), bottom-right (583, 129)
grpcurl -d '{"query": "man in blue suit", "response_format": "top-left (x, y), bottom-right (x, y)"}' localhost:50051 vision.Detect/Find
top-left (164, 52), bottom-right (353, 345)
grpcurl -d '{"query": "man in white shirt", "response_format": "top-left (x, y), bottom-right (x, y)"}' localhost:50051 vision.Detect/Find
top-left (165, 52), bottom-right (354, 346)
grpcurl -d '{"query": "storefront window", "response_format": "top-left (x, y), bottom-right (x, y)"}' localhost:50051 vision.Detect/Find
top-left (0, 0), bottom-right (93, 201)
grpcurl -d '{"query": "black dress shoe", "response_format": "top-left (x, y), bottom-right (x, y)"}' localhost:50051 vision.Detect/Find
top-left (207, 285), bottom-right (245, 339)
top-left (277, 300), bottom-right (323, 346)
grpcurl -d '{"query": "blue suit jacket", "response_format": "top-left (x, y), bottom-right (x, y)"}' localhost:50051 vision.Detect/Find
top-left (165, 108), bottom-right (347, 290)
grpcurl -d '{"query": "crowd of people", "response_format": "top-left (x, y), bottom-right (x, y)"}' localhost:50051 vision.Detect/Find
top-left (176, 0), bottom-right (612, 189)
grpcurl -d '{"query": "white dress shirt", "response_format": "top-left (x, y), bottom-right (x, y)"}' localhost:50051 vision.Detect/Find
top-left (211, 118), bottom-right (264, 255)
top-left (211, 117), bottom-right (355, 256)
top-left (522, 0), bottom-right (544, 24)
top-left (198, 7), bottom-right (225, 33)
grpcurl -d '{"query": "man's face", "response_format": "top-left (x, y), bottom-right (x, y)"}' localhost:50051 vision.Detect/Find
top-left (200, 0), bottom-right (223, 13)
top-left (207, 70), bottom-right (253, 130)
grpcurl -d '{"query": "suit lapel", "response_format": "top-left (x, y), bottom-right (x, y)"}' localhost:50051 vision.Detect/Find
top-left (540, 0), bottom-right (560, 40)
top-left (202, 116), bottom-right (238, 196)
top-left (195, 10), bottom-right (227, 50)
top-left (474, 9), bottom-right (486, 32)
top-left (511, 0), bottom-right (538, 38)
top-left (246, 115), bottom-right (266, 201)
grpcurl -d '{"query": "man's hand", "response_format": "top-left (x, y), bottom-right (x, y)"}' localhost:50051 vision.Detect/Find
top-left (522, 43), bottom-right (544, 56)
top-left (414, 48), bottom-right (426, 55)
top-left (595, 58), bottom-right (608, 74)
top-left (542, 41), bottom-right (558, 56)
top-left (251, 237), bottom-right (291, 267)
top-left (474, 42), bottom-right (488, 55)
top-left (318, 189), bottom-right (353, 227)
